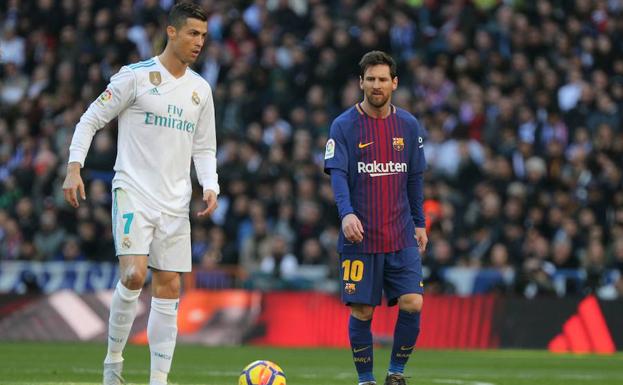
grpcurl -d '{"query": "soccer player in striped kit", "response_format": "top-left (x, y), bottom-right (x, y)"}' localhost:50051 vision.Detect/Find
top-left (324, 51), bottom-right (428, 385)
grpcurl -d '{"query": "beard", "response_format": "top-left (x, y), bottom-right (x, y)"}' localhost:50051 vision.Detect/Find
top-left (184, 54), bottom-right (198, 65)
top-left (366, 91), bottom-right (390, 108)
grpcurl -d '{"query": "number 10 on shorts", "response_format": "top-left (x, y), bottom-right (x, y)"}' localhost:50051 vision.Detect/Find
top-left (342, 259), bottom-right (364, 282)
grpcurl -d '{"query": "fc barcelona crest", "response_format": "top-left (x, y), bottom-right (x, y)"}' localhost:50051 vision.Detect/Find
top-left (393, 137), bottom-right (404, 151)
top-left (149, 71), bottom-right (162, 86)
top-left (345, 283), bottom-right (356, 294)
top-left (192, 91), bottom-right (200, 105)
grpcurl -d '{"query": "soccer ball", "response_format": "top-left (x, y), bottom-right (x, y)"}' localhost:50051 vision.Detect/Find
top-left (238, 360), bottom-right (286, 385)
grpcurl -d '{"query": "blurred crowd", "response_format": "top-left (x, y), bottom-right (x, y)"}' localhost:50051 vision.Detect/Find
top-left (1, 0), bottom-right (623, 298)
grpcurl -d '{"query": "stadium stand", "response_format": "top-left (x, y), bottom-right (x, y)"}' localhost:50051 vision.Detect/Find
top-left (0, 0), bottom-right (622, 298)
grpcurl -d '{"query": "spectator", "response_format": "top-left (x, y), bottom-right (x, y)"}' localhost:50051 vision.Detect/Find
top-left (33, 210), bottom-right (65, 259)
top-left (246, 234), bottom-right (299, 290)
top-left (0, 26), bottom-right (25, 67)
top-left (300, 238), bottom-right (326, 266)
top-left (57, 236), bottom-right (85, 261)
top-left (1, 62), bottom-right (28, 106)
top-left (1, 218), bottom-right (22, 259)
top-left (259, 234), bottom-right (298, 279)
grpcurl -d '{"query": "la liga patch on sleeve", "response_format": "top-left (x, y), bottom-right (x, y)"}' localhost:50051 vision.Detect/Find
top-left (96, 89), bottom-right (113, 106)
top-left (325, 138), bottom-right (335, 159)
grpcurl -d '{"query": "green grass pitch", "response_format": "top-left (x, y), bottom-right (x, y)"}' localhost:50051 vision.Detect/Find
top-left (0, 342), bottom-right (621, 385)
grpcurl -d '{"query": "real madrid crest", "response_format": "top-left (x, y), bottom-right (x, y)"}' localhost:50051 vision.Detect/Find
top-left (192, 91), bottom-right (200, 105)
top-left (122, 237), bottom-right (132, 249)
top-left (393, 137), bottom-right (404, 151)
top-left (149, 71), bottom-right (162, 86)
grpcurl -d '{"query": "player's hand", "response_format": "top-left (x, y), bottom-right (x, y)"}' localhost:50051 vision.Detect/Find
top-left (197, 189), bottom-right (218, 217)
top-left (342, 213), bottom-right (364, 243)
top-left (62, 162), bottom-right (86, 208)
top-left (415, 227), bottom-right (428, 254)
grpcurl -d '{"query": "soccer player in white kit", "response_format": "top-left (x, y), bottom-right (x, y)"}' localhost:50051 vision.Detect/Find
top-left (62, 3), bottom-right (218, 385)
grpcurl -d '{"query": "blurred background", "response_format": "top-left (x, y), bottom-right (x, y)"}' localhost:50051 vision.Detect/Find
top-left (0, 0), bottom-right (622, 353)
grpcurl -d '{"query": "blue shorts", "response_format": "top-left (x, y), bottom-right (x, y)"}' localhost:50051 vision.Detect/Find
top-left (340, 247), bottom-right (423, 306)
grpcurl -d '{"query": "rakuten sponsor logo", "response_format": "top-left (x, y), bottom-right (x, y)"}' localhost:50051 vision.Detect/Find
top-left (357, 161), bottom-right (408, 177)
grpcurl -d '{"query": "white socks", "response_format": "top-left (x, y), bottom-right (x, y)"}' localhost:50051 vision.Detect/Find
top-left (105, 281), bottom-right (142, 364)
top-left (148, 297), bottom-right (179, 385)
top-left (104, 281), bottom-right (179, 385)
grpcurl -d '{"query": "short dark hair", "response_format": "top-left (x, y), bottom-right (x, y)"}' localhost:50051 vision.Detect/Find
top-left (359, 50), bottom-right (397, 79)
top-left (168, 2), bottom-right (207, 29)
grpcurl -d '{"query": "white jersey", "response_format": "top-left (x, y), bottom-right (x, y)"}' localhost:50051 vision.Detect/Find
top-left (69, 56), bottom-right (219, 217)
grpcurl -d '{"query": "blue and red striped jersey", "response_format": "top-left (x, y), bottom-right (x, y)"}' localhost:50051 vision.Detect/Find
top-left (324, 103), bottom-right (427, 254)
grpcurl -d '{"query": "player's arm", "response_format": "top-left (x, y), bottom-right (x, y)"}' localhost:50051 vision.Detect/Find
top-left (192, 86), bottom-right (219, 217)
top-left (63, 67), bottom-right (136, 208)
top-left (408, 122), bottom-right (428, 253)
top-left (324, 120), bottom-right (364, 243)
top-left (331, 170), bottom-right (364, 243)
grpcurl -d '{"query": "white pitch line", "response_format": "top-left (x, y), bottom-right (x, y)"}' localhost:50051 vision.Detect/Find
top-left (70, 367), bottom-right (240, 377)
top-left (2, 383), bottom-right (101, 385)
top-left (433, 379), bottom-right (497, 385)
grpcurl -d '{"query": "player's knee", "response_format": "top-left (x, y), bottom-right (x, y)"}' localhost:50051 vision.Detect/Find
top-left (351, 305), bottom-right (374, 321)
top-left (398, 294), bottom-right (423, 313)
top-left (152, 273), bottom-right (181, 299)
top-left (165, 277), bottom-right (181, 296)
top-left (120, 266), bottom-right (147, 290)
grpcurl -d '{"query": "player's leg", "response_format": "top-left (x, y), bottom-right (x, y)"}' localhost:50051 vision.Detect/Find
top-left (104, 255), bottom-right (149, 385)
top-left (341, 253), bottom-right (384, 385)
top-left (147, 213), bottom-right (191, 385)
top-left (385, 293), bottom-right (422, 384)
top-left (105, 188), bottom-right (154, 385)
top-left (382, 247), bottom-right (424, 385)
top-left (148, 269), bottom-right (181, 385)
top-left (350, 303), bottom-right (376, 385)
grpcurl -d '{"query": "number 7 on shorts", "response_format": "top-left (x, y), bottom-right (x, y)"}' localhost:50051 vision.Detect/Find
top-left (122, 212), bottom-right (134, 234)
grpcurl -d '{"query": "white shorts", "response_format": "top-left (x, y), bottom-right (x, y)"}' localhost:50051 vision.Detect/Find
top-left (111, 188), bottom-right (191, 272)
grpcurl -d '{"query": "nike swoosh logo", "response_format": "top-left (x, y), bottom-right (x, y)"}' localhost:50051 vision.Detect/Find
top-left (400, 345), bottom-right (415, 351)
top-left (353, 346), bottom-right (370, 353)
top-left (358, 141), bottom-right (374, 149)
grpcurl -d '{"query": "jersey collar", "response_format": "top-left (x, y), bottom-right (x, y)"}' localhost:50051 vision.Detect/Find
top-left (355, 102), bottom-right (396, 118)
top-left (154, 56), bottom-right (189, 82)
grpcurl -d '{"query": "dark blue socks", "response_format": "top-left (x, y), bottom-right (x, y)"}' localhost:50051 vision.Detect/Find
top-left (388, 310), bottom-right (421, 374)
top-left (349, 315), bottom-right (374, 383)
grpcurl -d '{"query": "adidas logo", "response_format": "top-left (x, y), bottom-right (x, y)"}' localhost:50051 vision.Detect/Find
top-left (548, 295), bottom-right (615, 354)
top-left (148, 87), bottom-right (160, 95)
